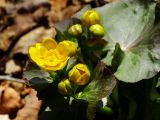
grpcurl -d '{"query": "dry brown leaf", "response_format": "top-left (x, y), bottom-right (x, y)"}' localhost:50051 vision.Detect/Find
top-left (12, 27), bottom-right (56, 55)
top-left (0, 0), bottom-right (7, 7)
top-left (81, 0), bottom-right (93, 3)
top-left (5, 60), bottom-right (21, 74)
top-left (14, 89), bottom-right (42, 120)
top-left (0, 115), bottom-right (10, 120)
top-left (50, 0), bottom-right (67, 11)
top-left (0, 14), bottom-right (37, 51)
top-left (63, 0), bottom-right (82, 19)
top-left (0, 86), bottom-right (24, 114)
top-left (0, 80), bottom-right (31, 98)
top-left (0, 0), bottom-right (50, 52)
top-left (49, 0), bottom-right (82, 23)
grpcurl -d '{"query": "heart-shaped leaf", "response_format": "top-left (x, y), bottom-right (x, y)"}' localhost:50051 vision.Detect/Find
top-left (74, 0), bottom-right (159, 82)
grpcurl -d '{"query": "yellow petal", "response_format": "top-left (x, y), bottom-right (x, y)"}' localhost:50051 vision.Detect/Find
top-left (54, 49), bottom-right (68, 59)
top-left (28, 43), bottom-right (48, 66)
top-left (80, 73), bottom-right (90, 85)
top-left (71, 69), bottom-right (81, 81)
top-left (57, 41), bottom-right (77, 56)
top-left (42, 38), bottom-right (57, 50)
top-left (35, 43), bottom-right (48, 57)
top-left (42, 57), bottom-right (69, 71)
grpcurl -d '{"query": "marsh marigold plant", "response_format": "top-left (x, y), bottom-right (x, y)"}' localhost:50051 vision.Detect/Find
top-left (24, 1), bottom-right (160, 119)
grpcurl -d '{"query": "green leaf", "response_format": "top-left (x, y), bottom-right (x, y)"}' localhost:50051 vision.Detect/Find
top-left (102, 43), bottom-right (124, 71)
top-left (65, 57), bottom-right (77, 72)
top-left (24, 69), bottom-right (50, 80)
top-left (156, 76), bottom-right (160, 87)
top-left (23, 62), bottom-right (53, 91)
top-left (114, 22), bottom-right (160, 82)
top-left (76, 62), bottom-right (116, 120)
top-left (115, 46), bottom-right (160, 82)
top-left (74, 0), bottom-right (159, 82)
top-left (29, 77), bottom-right (52, 91)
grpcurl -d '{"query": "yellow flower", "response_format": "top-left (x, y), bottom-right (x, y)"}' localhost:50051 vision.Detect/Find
top-left (68, 64), bottom-right (90, 85)
top-left (82, 10), bottom-right (100, 26)
top-left (58, 79), bottom-right (72, 95)
top-left (28, 38), bottom-right (77, 71)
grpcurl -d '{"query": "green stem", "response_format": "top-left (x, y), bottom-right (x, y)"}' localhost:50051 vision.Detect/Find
top-left (97, 106), bottom-right (113, 115)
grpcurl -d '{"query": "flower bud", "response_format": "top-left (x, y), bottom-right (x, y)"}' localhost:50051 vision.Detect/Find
top-left (89, 24), bottom-right (105, 37)
top-left (68, 64), bottom-right (90, 85)
top-left (82, 10), bottom-right (100, 26)
top-left (58, 79), bottom-right (72, 95)
top-left (68, 24), bottom-right (82, 36)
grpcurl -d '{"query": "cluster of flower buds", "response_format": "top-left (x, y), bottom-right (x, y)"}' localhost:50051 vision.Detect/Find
top-left (68, 10), bottom-right (105, 37)
top-left (58, 64), bottom-right (90, 95)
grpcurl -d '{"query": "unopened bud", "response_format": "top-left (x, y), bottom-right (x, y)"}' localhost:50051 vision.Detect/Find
top-left (68, 24), bottom-right (82, 36)
top-left (89, 24), bottom-right (105, 37)
top-left (68, 64), bottom-right (90, 85)
top-left (58, 79), bottom-right (72, 95)
top-left (82, 10), bottom-right (100, 26)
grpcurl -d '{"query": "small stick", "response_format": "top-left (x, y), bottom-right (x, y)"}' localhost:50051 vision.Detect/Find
top-left (0, 75), bottom-right (26, 84)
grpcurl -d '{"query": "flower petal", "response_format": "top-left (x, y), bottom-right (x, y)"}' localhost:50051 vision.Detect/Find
top-left (57, 41), bottom-right (77, 56)
top-left (42, 38), bottom-right (57, 50)
top-left (43, 57), bottom-right (69, 71)
top-left (28, 43), bottom-right (48, 66)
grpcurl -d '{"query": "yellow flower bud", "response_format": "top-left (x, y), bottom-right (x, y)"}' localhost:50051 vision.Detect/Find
top-left (68, 24), bottom-right (82, 36)
top-left (68, 64), bottom-right (90, 85)
top-left (58, 79), bottom-right (72, 95)
top-left (82, 10), bottom-right (100, 26)
top-left (89, 24), bottom-right (105, 37)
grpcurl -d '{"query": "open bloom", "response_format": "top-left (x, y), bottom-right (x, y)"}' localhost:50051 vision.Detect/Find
top-left (68, 64), bottom-right (90, 85)
top-left (28, 38), bottom-right (77, 71)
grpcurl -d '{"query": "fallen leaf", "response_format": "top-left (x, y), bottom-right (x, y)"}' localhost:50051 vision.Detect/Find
top-left (0, 115), bottom-right (10, 120)
top-left (14, 89), bottom-right (42, 120)
top-left (48, 0), bottom-right (82, 23)
top-left (12, 27), bottom-right (56, 55)
top-left (5, 60), bottom-right (21, 74)
top-left (0, 0), bottom-right (50, 52)
top-left (0, 86), bottom-right (24, 114)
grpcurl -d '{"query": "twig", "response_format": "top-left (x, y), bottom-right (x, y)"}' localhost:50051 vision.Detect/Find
top-left (0, 75), bottom-right (26, 84)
